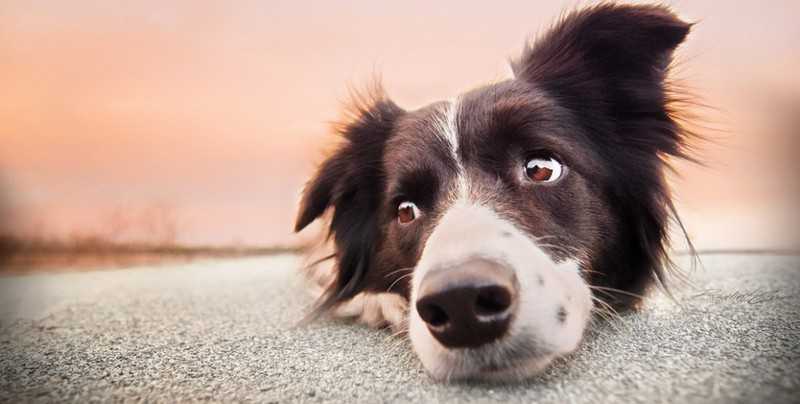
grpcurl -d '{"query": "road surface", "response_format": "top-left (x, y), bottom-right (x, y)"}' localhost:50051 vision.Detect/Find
top-left (1, 254), bottom-right (799, 403)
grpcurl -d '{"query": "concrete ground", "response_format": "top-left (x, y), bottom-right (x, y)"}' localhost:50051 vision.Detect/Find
top-left (0, 253), bottom-right (798, 403)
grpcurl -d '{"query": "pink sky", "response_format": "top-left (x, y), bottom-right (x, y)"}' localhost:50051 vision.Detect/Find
top-left (1, 1), bottom-right (799, 249)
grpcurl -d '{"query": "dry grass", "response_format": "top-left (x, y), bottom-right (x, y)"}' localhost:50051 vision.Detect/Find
top-left (0, 235), bottom-right (299, 274)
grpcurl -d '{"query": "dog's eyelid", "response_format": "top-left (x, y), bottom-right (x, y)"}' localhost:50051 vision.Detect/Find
top-left (389, 193), bottom-right (411, 208)
top-left (524, 148), bottom-right (562, 161)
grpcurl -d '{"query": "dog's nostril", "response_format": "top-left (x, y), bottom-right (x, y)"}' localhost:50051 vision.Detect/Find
top-left (417, 302), bottom-right (449, 327)
top-left (475, 285), bottom-right (512, 316)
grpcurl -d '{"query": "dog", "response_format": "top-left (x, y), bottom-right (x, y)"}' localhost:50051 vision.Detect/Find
top-left (294, 3), bottom-right (695, 381)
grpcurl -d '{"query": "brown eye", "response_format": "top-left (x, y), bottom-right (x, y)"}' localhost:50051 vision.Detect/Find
top-left (397, 201), bottom-right (419, 224)
top-left (525, 156), bottom-right (563, 183)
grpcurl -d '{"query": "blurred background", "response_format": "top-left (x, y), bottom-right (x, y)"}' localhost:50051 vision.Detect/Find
top-left (1, 0), bottom-right (798, 271)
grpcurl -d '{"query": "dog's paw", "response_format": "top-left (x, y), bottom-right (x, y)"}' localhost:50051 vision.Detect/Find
top-left (334, 292), bottom-right (408, 331)
top-left (300, 241), bottom-right (408, 331)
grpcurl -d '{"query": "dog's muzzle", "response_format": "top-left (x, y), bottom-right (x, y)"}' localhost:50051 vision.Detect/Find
top-left (408, 201), bottom-right (592, 381)
top-left (416, 258), bottom-right (517, 348)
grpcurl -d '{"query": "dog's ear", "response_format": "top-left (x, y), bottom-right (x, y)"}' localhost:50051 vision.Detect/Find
top-left (294, 92), bottom-right (403, 232)
top-left (295, 89), bottom-right (404, 311)
top-left (512, 3), bottom-right (691, 155)
top-left (513, 4), bottom-right (690, 77)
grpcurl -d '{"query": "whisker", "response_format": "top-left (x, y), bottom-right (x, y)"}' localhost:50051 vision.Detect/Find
top-left (589, 287), bottom-right (616, 300)
top-left (535, 243), bottom-right (572, 253)
top-left (591, 296), bottom-right (634, 334)
top-left (384, 266), bottom-right (415, 279)
top-left (304, 253), bottom-right (335, 269)
top-left (545, 244), bottom-right (580, 253)
top-left (389, 325), bottom-right (408, 339)
top-left (587, 314), bottom-right (618, 339)
top-left (590, 308), bottom-right (622, 333)
top-left (589, 285), bottom-right (647, 300)
top-left (532, 235), bottom-right (561, 242)
top-left (535, 243), bottom-right (580, 258)
top-left (592, 296), bottom-right (622, 320)
top-left (591, 296), bottom-right (618, 316)
top-left (590, 309), bottom-right (620, 333)
top-left (581, 270), bottom-right (607, 280)
top-left (534, 241), bottom-right (576, 250)
top-left (386, 273), bottom-right (414, 293)
top-left (382, 325), bottom-right (410, 355)
top-left (590, 288), bottom-right (641, 330)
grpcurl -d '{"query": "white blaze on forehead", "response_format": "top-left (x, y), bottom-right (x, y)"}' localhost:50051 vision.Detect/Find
top-left (436, 97), bottom-right (469, 200)
top-left (438, 98), bottom-right (460, 160)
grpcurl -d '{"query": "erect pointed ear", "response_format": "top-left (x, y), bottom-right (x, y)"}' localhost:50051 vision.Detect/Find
top-left (294, 91), bottom-right (404, 233)
top-left (512, 4), bottom-right (692, 155)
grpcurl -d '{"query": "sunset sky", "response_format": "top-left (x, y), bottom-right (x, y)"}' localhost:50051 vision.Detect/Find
top-left (1, 0), bottom-right (798, 249)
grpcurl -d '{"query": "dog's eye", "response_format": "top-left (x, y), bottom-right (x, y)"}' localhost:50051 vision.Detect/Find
top-left (397, 201), bottom-right (419, 224)
top-left (525, 156), bottom-right (563, 183)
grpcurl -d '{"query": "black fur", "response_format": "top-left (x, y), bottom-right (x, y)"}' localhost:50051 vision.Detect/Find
top-left (295, 90), bottom-right (405, 312)
top-left (295, 3), bottom-right (695, 314)
top-left (511, 3), bottom-right (693, 305)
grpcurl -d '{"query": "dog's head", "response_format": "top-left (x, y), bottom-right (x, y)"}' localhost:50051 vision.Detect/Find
top-left (295, 4), bottom-right (693, 381)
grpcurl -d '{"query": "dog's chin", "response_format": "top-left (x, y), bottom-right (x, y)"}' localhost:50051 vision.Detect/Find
top-left (408, 325), bottom-right (559, 382)
top-left (473, 354), bottom-right (555, 382)
top-left (408, 306), bottom-right (579, 382)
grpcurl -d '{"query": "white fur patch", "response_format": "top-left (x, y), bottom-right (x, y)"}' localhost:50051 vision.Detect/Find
top-left (301, 240), bottom-right (408, 332)
top-left (435, 98), bottom-right (469, 199)
top-left (334, 292), bottom-right (408, 331)
top-left (408, 201), bottom-right (593, 381)
top-left (438, 98), bottom-right (460, 161)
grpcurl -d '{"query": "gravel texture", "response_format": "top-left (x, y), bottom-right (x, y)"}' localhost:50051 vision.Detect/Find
top-left (1, 253), bottom-right (799, 403)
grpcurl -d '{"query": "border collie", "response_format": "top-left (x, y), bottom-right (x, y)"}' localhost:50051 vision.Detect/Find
top-left (295, 3), bottom-right (695, 381)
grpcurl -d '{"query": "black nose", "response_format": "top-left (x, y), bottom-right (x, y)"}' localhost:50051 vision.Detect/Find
top-left (415, 258), bottom-right (517, 348)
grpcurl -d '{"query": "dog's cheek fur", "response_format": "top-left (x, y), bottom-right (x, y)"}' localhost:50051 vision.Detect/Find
top-left (356, 105), bottom-right (466, 302)
top-left (512, 4), bottom-right (693, 307)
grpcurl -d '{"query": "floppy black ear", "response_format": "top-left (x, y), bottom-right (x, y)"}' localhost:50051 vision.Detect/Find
top-left (512, 3), bottom-right (691, 156)
top-left (294, 93), bottom-right (403, 232)
top-left (295, 89), bottom-right (404, 310)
